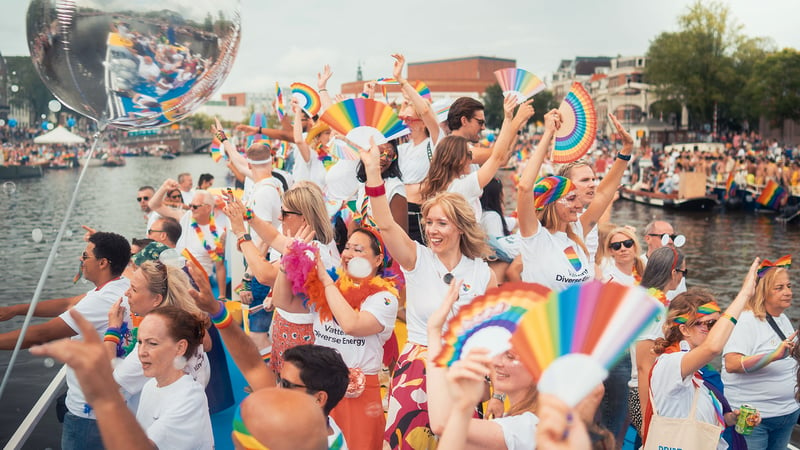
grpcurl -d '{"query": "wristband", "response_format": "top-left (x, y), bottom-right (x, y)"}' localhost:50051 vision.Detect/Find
top-left (721, 313), bottom-right (737, 325)
top-left (214, 129), bottom-right (228, 143)
top-left (104, 327), bottom-right (122, 344)
top-left (237, 233), bottom-right (252, 252)
top-left (257, 126), bottom-right (262, 135)
top-left (360, 92), bottom-right (369, 99)
top-left (319, 88), bottom-right (328, 92)
top-left (209, 300), bottom-right (233, 329)
top-left (365, 183), bottom-right (386, 197)
top-left (616, 152), bottom-right (631, 161)
top-left (492, 392), bottom-right (507, 402)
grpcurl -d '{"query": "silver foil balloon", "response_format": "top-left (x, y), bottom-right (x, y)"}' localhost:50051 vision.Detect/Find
top-left (26, 0), bottom-right (241, 129)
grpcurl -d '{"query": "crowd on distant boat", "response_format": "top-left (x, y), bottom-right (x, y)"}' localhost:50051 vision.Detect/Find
top-left (1, 55), bottom-right (799, 450)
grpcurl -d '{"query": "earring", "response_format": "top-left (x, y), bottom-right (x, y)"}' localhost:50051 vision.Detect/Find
top-left (173, 355), bottom-right (188, 370)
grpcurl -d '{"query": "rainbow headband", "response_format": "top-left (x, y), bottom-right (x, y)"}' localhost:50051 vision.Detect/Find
top-left (673, 301), bottom-right (721, 324)
top-left (533, 176), bottom-right (574, 210)
top-left (757, 255), bottom-right (791, 278)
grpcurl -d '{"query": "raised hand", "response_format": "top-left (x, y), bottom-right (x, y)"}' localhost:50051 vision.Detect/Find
top-left (512, 98), bottom-right (535, 126)
top-left (317, 64), bottom-right (332, 90)
top-left (187, 261), bottom-right (220, 315)
top-left (446, 348), bottom-right (493, 408)
top-left (608, 113), bottom-right (633, 147)
top-left (107, 298), bottom-right (125, 329)
top-left (391, 53), bottom-right (406, 83)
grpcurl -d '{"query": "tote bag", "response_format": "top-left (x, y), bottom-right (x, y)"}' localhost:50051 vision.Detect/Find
top-left (643, 385), bottom-right (722, 450)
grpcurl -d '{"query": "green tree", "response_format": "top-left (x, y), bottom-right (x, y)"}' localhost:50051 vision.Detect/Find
top-left (745, 48), bottom-right (800, 131)
top-left (645, 1), bottom-right (769, 131)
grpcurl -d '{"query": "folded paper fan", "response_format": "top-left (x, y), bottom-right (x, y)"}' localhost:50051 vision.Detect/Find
top-left (414, 81), bottom-right (432, 100)
top-left (376, 77), bottom-right (400, 85)
top-left (434, 282), bottom-right (552, 367)
top-left (210, 140), bottom-right (224, 162)
top-left (432, 98), bottom-right (453, 124)
top-left (329, 139), bottom-right (361, 160)
top-left (319, 98), bottom-right (409, 149)
top-left (494, 68), bottom-right (546, 104)
top-left (291, 82), bottom-right (321, 117)
top-left (510, 281), bottom-right (661, 383)
top-left (538, 354), bottom-right (608, 407)
top-left (247, 112), bottom-right (268, 147)
top-left (553, 82), bottom-right (597, 163)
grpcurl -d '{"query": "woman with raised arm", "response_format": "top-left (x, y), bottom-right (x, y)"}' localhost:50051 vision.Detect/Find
top-left (225, 182), bottom-right (338, 373)
top-left (516, 112), bottom-right (633, 292)
top-left (722, 257), bottom-right (798, 450)
top-left (359, 137), bottom-right (496, 449)
top-left (392, 53), bottom-right (447, 243)
top-left (645, 259), bottom-right (763, 449)
top-left (420, 95), bottom-right (534, 221)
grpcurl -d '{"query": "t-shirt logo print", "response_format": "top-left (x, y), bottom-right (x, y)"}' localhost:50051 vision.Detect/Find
top-left (563, 246), bottom-right (582, 271)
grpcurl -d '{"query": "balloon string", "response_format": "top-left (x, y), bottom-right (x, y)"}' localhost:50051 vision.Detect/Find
top-left (0, 124), bottom-right (107, 402)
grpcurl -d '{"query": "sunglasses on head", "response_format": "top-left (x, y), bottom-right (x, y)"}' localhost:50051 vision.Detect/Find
top-left (609, 239), bottom-right (634, 251)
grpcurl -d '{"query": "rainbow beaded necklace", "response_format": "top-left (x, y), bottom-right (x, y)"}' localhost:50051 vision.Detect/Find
top-left (191, 212), bottom-right (224, 262)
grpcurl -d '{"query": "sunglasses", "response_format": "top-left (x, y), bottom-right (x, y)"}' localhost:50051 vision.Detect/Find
top-left (693, 319), bottom-right (716, 330)
top-left (136, 196), bottom-right (150, 202)
top-left (168, 194), bottom-right (183, 200)
top-left (675, 268), bottom-right (688, 277)
top-left (147, 229), bottom-right (164, 234)
top-left (647, 233), bottom-right (686, 248)
top-left (189, 204), bottom-right (204, 210)
top-left (281, 208), bottom-right (302, 219)
top-left (80, 251), bottom-right (94, 261)
top-left (472, 117), bottom-right (485, 127)
top-left (276, 375), bottom-right (308, 390)
top-left (609, 239), bottom-right (635, 251)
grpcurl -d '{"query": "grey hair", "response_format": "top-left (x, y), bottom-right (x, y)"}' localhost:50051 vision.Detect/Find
top-left (193, 190), bottom-right (216, 206)
top-left (640, 246), bottom-right (684, 291)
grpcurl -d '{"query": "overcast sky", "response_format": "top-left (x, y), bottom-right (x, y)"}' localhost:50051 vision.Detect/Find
top-left (2, 0), bottom-right (798, 100)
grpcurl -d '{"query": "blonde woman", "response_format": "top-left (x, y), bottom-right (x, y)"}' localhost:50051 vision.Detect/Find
top-left (599, 226), bottom-right (645, 286)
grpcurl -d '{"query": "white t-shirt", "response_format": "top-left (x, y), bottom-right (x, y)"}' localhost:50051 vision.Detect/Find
top-left (722, 311), bottom-right (800, 418)
top-left (60, 278), bottom-right (131, 418)
top-left (494, 412), bottom-right (539, 450)
top-left (448, 171), bottom-right (482, 220)
top-left (650, 351), bottom-right (726, 450)
top-left (398, 131), bottom-right (445, 184)
top-left (245, 177), bottom-right (283, 249)
top-left (403, 242), bottom-right (491, 345)
top-left (628, 302), bottom-right (667, 388)
top-left (599, 258), bottom-right (636, 286)
top-left (325, 159), bottom-right (360, 209)
top-left (136, 375), bottom-right (214, 450)
top-left (481, 210), bottom-right (506, 237)
top-left (312, 290), bottom-right (398, 374)
top-left (291, 148), bottom-right (327, 188)
top-left (114, 344), bottom-right (210, 413)
top-left (146, 210), bottom-right (161, 232)
top-left (180, 189), bottom-right (194, 205)
top-left (177, 211), bottom-right (229, 274)
top-left (520, 220), bottom-right (593, 291)
top-left (355, 177), bottom-right (406, 218)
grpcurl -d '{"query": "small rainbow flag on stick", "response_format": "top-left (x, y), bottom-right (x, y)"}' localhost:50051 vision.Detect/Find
top-left (756, 180), bottom-right (787, 209)
top-left (275, 82), bottom-right (286, 121)
top-left (725, 172), bottom-right (736, 200)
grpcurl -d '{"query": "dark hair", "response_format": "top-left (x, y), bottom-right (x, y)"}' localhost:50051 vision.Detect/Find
top-left (283, 345), bottom-right (349, 415)
top-left (480, 177), bottom-right (510, 236)
top-left (419, 135), bottom-right (471, 201)
top-left (349, 228), bottom-right (387, 273)
top-left (132, 237), bottom-right (155, 249)
top-left (356, 139), bottom-right (402, 182)
top-left (447, 97), bottom-right (484, 131)
top-left (640, 246), bottom-right (684, 291)
top-left (166, 188), bottom-right (184, 204)
top-left (88, 232), bottom-right (131, 276)
top-left (197, 173), bottom-right (214, 187)
top-left (158, 217), bottom-right (182, 245)
top-left (147, 305), bottom-right (206, 358)
top-left (138, 185), bottom-right (155, 193)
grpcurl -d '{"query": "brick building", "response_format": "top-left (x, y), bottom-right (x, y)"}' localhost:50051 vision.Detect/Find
top-left (340, 56), bottom-right (516, 100)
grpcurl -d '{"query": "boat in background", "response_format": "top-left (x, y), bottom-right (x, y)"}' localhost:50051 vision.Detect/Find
top-left (0, 164), bottom-right (44, 179)
top-left (619, 170), bottom-right (719, 211)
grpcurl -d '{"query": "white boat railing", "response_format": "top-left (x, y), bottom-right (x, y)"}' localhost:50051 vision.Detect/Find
top-left (3, 366), bottom-right (67, 450)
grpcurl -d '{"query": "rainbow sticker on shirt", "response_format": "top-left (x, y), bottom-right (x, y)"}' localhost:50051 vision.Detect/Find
top-left (563, 246), bottom-right (582, 271)
top-left (461, 283), bottom-right (471, 293)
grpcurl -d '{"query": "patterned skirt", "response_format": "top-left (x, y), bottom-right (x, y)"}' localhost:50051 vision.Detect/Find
top-left (269, 308), bottom-right (314, 374)
top-left (383, 343), bottom-right (438, 450)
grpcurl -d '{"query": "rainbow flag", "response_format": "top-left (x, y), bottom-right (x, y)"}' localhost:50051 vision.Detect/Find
top-left (756, 180), bottom-right (787, 209)
top-left (275, 82), bottom-right (285, 121)
top-left (563, 246), bottom-right (582, 271)
top-left (725, 172), bottom-right (736, 199)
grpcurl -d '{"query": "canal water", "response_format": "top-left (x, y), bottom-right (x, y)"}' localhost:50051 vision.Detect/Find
top-left (0, 155), bottom-right (798, 447)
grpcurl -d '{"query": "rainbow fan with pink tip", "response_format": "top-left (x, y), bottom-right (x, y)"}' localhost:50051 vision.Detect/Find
top-left (291, 82), bottom-right (321, 117)
top-left (319, 98), bottom-right (409, 148)
top-left (414, 81), bottom-right (431, 100)
top-left (247, 112), bottom-right (268, 147)
top-left (329, 139), bottom-right (361, 160)
top-left (494, 68), bottom-right (546, 104)
top-left (511, 281), bottom-right (662, 405)
top-left (553, 82), bottom-right (597, 163)
top-left (434, 282), bottom-right (552, 367)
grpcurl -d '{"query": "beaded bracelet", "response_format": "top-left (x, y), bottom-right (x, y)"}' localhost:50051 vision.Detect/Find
top-left (209, 300), bottom-right (233, 329)
top-left (616, 152), bottom-right (631, 161)
top-left (104, 327), bottom-right (122, 344)
top-left (365, 183), bottom-right (386, 197)
top-left (244, 208), bottom-right (254, 221)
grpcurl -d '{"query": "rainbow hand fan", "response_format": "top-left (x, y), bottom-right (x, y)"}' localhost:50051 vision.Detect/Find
top-left (275, 82), bottom-right (286, 121)
top-left (414, 81), bottom-right (431, 100)
top-left (553, 82), bottom-right (597, 163)
top-left (434, 282), bottom-right (553, 367)
top-left (494, 68), bottom-right (546, 104)
top-left (329, 139), bottom-right (361, 160)
top-left (376, 77), bottom-right (399, 85)
top-left (291, 82), bottom-right (321, 117)
top-left (510, 281), bottom-right (661, 399)
top-left (210, 140), bottom-right (224, 162)
top-left (319, 98), bottom-right (409, 149)
top-left (247, 112), bottom-right (268, 147)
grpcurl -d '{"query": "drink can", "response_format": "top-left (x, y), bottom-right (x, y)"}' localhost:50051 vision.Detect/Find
top-left (735, 404), bottom-right (758, 435)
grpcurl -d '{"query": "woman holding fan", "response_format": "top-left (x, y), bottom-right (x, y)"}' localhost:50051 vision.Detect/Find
top-left (359, 135), bottom-right (495, 449)
top-left (516, 111), bottom-right (633, 292)
top-left (722, 256), bottom-right (798, 450)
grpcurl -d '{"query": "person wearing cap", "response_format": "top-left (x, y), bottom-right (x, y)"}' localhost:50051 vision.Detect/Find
top-left (516, 111), bottom-right (632, 292)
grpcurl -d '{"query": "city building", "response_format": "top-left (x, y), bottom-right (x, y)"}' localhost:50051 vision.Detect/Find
top-left (339, 56), bottom-right (516, 101)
